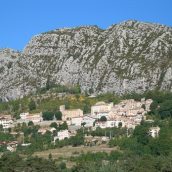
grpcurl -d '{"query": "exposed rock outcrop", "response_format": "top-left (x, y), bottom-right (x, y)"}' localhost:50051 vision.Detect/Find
top-left (1, 20), bottom-right (172, 100)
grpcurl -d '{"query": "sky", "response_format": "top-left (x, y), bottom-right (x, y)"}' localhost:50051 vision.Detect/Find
top-left (0, 0), bottom-right (172, 50)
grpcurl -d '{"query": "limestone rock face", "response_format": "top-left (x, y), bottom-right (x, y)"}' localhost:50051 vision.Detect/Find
top-left (0, 49), bottom-right (36, 101)
top-left (1, 20), bottom-right (172, 100)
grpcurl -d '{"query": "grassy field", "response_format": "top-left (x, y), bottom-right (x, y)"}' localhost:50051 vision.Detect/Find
top-left (33, 144), bottom-right (117, 168)
top-left (33, 144), bottom-right (117, 160)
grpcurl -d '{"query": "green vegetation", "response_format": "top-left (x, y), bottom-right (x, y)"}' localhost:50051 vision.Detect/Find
top-left (28, 99), bottom-right (36, 111)
top-left (86, 126), bottom-right (128, 138)
top-left (55, 131), bottom-right (84, 148)
top-left (0, 88), bottom-right (120, 117)
top-left (0, 153), bottom-right (65, 172)
top-left (38, 84), bottom-right (81, 95)
top-left (67, 119), bottom-right (172, 171)
top-left (55, 111), bottom-right (62, 120)
top-left (0, 132), bottom-right (15, 142)
top-left (42, 111), bottom-right (54, 120)
top-left (1, 90), bottom-right (172, 171)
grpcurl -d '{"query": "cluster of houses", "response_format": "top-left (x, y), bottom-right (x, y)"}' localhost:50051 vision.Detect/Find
top-left (93, 98), bottom-right (153, 129)
top-left (0, 98), bottom-right (161, 151)
top-left (59, 98), bottom-right (153, 129)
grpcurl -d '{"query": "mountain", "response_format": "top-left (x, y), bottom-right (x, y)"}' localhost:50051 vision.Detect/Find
top-left (0, 20), bottom-right (172, 101)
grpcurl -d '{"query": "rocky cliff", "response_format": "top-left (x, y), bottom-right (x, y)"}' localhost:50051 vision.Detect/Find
top-left (1, 20), bottom-right (172, 101)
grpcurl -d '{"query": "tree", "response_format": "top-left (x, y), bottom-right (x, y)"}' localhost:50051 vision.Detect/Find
top-left (59, 122), bottom-right (68, 130)
top-left (83, 104), bottom-right (90, 113)
top-left (48, 153), bottom-right (52, 160)
top-left (42, 112), bottom-right (54, 121)
top-left (54, 111), bottom-right (62, 120)
top-left (141, 104), bottom-right (146, 110)
top-left (75, 94), bottom-right (80, 101)
top-left (28, 121), bottom-right (34, 127)
top-left (70, 84), bottom-right (81, 94)
top-left (0, 132), bottom-right (15, 142)
top-left (118, 122), bottom-right (122, 128)
top-left (159, 111), bottom-right (171, 119)
top-left (133, 124), bottom-right (150, 145)
top-left (50, 122), bottom-right (58, 129)
top-left (0, 153), bottom-right (59, 172)
top-left (89, 88), bottom-right (94, 95)
top-left (100, 116), bottom-right (107, 122)
top-left (0, 124), bottom-right (3, 132)
top-left (11, 101), bottom-right (20, 112)
top-left (81, 122), bottom-right (86, 127)
top-left (45, 75), bottom-right (52, 91)
top-left (150, 138), bottom-right (171, 156)
top-left (70, 134), bottom-right (84, 147)
top-left (8, 128), bottom-right (11, 133)
top-left (28, 99), bottom-right (36, 111)
top-left (158, 100), bottom-right (172, 118)
top-left (64, 101), bottom-right (70, 109)
top-left (58, 162), bottom-right (66, 170)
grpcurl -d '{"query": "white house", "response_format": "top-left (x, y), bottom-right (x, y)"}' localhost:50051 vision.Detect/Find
top-left (38, 127), bottom-right (57, 135)
top-left (106, 120), bottom-right (117, 128)
top-left (71, 117), bottom-right (83, 126)
top-left (0, 116), bottom-right (13, 129)
top-left (55, 130), bottom-right (70, 141)
top-left (95, 119), bottom-right (125, 129)
top-left (95, 121), bottom-right (107, 129)
top-left (6, 141), bottom-right (18, 152)
top-left (96, 112), bottom-right (110, 119)
top-left (149, 127), bottom-right (160, 138)
top-left (49, 127), bottom-right (57, 133)
top-left (82, 115), bottom-right (96, 127)
top-left (20, 112), bottom-right (29, 120)
top-left (38, 128), bottom-right (47, 135)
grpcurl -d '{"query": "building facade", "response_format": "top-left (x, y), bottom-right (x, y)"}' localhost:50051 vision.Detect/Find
top-left (91, 102), bottom-right (113, 118)
top-left (60, 105), bottom-right (83, 121)
top-left (19, 112), bottom-right (43, 123)
top-left (55, 130), bottom-right (70, 141)
top-left (71, 117), bottom-right (83, 126)
top-left (82, 115), bottom-right (96, 127)
top-left (0, 115), bottom-right (13, 129)
top-left (149, 127), bottom-right (160, 138)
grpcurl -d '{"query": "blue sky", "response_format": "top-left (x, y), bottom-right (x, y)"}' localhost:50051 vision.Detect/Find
top-left (0, 0), bottom-right (172, 50)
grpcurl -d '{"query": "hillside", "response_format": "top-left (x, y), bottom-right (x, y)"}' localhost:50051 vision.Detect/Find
top-left (0, 20), bottom-right (172, 101)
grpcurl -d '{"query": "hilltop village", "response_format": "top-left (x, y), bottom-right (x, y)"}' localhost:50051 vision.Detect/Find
top-left (0, 97), bottom-right (160, 152)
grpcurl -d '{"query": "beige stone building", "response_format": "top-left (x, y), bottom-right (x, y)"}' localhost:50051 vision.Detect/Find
top-left (19, 112), bottom-right (43, 123)
top-left (60, 105), bottom-right (83, 121)
top-left (91, 101), bottom-right (113, 118)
